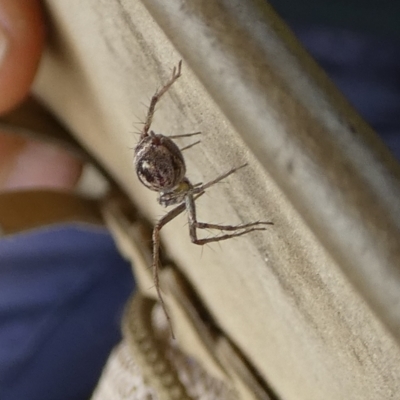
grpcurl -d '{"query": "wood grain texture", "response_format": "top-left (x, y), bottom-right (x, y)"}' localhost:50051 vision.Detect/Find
top-left (34, 1), bottom-right (400, 399)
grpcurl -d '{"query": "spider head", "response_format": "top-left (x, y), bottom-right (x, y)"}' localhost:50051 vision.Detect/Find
top-left (134, 133), bottom-right (186, 192)
top-left (158, 179), bottom-right (191, 207)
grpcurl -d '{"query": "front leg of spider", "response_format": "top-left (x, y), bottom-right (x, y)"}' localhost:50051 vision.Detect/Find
top-left (133, 61), bottom-right (272, 338)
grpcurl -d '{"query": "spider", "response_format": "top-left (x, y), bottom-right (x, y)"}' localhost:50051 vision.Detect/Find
top-left (134, 61), bottom-right (272, 335)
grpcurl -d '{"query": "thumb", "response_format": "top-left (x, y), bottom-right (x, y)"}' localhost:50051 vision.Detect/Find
top-left (0, 0), bottom-right (82, 190)
top-left (0, 0), bottom-right (45, 114)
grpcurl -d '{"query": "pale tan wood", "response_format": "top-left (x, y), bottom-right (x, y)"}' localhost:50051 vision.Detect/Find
top-left (34, 1), bottom-right (400, 399)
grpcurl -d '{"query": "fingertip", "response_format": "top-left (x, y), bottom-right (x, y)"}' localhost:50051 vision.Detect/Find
top-left (0, 0), bottom-right (45, 114)
top-left (0, 134), bottom-right (83, 190)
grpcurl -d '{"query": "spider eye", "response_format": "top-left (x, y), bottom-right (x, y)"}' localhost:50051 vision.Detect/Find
top-left (134, 135), bottom-right (186, 191)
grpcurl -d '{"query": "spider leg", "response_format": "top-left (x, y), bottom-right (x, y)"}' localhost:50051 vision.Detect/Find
top-left (190, 163), bottom-right (248, 195)
top-left (192, 227), bottom-right (269, 245)
top-left (185, 192), bottom-right (272, 246)
top-left (152, 191), bottom-right (205, 338)
top-left (168, 131), bottom-right (202, 139)
top-left (168, 132), bottom-right (202, 151)
top-left (196, 221), bottom-right (273, 231)
top-left (142, 60), bottom-right (182, 138)
top-left (180, 140), bottom-right (201, 152)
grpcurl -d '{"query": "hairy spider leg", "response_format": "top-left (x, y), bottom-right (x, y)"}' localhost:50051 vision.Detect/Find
top-left (152, 191), bottom-right (205, 338)
top-left (185, 191), bottom-right (272, 245)
top-left (142, 60), bottom-right (183, 138)
top-left (180, 140), bottom-right (201, 152)
top-left (183, 164), bottom-right (273, 242)
top-left (191, 163), bottom-right (248, 194)
top-left (151, 165), bottom-right (272, 336)
top-left (168, 131), bottom-right (202, 139)
top-left (168, 131), bottom-right (202, 152)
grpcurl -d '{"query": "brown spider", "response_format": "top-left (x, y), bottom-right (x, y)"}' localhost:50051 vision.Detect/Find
top-left (134, 61), bottom-right (272, 336)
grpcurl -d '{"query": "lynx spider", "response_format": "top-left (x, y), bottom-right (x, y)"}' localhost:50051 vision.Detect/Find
top-left (134, 61), bottom-right (272, 335)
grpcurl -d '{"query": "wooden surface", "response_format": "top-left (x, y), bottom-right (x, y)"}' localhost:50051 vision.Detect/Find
top-left (34, 1), bottom-right (400, 399)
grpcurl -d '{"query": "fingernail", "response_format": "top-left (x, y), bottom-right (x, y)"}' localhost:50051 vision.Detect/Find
top-left (0, 25), bottom-right (9, 67)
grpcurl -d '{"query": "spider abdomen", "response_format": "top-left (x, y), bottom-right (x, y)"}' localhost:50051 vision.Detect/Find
top-left (134, 134), bottom-right (186, 191)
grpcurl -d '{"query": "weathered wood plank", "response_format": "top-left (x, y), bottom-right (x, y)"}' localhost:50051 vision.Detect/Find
top-left (34, 1), bottom-right (400, 399)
